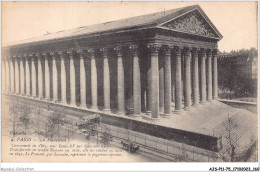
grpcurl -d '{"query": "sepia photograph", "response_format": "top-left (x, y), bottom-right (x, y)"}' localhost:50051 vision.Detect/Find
top-left (0, 1), bottom-right (258, 170)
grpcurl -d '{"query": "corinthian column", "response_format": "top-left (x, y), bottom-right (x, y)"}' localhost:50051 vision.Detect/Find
top-left (115, 46), bottom-right (125, 115)
top-left (213, 50), bottom-right (218, 100)
top-left (6, 59), bottom-right (10, 93)
top-left (207, 49), bottom-right (213, 101)
top-left (36, 53), bottom-right (43, 99)
top-left (200, 49), bottom-right (206, 104)
top-left (163, 45), bottom-right (172, 115)
top-left (101, 48), bottom-right (110, 112)
top-left (31, 55), bottom-right (37, 98)
top-left (2, 58), bottom-right (6, 92)
top-left (175, 46), bottom-right (183, 111)
top-left (184, 47), bottom-right (191, 110)
top-left (78, 50), bottom-right (87, 108)
top-left (88, 49), bottom-right (98, 110)
top-left (192, 48), bottom-right (199, 106)
top-left (50, 52), bottom-right (58, 102)
top-left (25, 55), bottom-right (31, 96)
top-left (147, 44), bottom-right (161, 119)
top-left (10, 58), bottom-right (15, 94)
top-left (68, 51), bottom-right (76, 106)
top-left (14, 56), bottom-right (20, 94)
top-left (58, 51), bottom-right (67, 104)
top-left (19, 56), bottom-right (25, 95)
top-left (159, 54), bottom-right (164, 114)
top-left (43, 53), bottom-right (50, 100)
top-left (130, 45), bottom-right (141, 116)
top-left (146, 55), bottom-right (151, 114)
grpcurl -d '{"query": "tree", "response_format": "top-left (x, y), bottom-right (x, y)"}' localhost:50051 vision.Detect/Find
top-left (30, 106), bottom-right (48, 139)
top-left (78, 114), bottom-right (101, 146)
top-left (8, 102), bottom-right (31, 138)
top-left (100, 125), bottom-right (113, 147)
top-left (218, 116), bottom-right (255, 162)
top-left (46, 110), bottom-right (66, 139)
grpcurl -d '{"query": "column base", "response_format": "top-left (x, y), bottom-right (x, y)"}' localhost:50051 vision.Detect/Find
top-left (133, 113), bottom-right (141, 117)
top-left (200, 101), bottom-right (206, 105)
top-left (117, 112), bottom-right (125, 115)
top-left (163, 113), bottom-right (171, 116)
top-left (146, 111), bottom-right (151, 115)
top-left (184, 106), bottom-right (191, 111)
top-left (142, 114), bottom-right (159, 121)
top-left (207, 99), bottom-right (213, 102)
top-left (213, 97), bottom-right (218, 100)
top-left (79, 104), bottom-right (87, 108)
top-left (45, 98), bottom-right (51, 101)
top-left (159, 107), bottom-right (164, 114)
top-left (192, 103), bottom-right (199, 107)
top-left (52, 99), bottom-right (59, 103)
top-left (32, 96), bottom-right (37, 99)
top-left (60, 101), bottom-right (68, 105)
top-left (69, 102), bottom-right (77, 107)
top-left (174, 109), bottom-right (183, 114)
top-left (103, 109), bottom-right (111, 113)
top-left (38, 97), bottom-right (43, 100)
top-left (91, 106), bottom-right (98, 111)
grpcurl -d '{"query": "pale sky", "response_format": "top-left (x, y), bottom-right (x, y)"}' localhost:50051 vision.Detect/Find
top-left (2, 1), bottom-right (258, 52)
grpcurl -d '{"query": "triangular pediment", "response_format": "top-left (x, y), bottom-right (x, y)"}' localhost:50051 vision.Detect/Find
top-left (159, 9), bottom-right (222, 39)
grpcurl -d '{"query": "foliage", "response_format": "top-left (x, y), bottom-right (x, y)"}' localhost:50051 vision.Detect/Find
top-left (218, 48), bottom-right (257, 99)
top-left (100, 126), bottom-right (113, 147)
top-left (8, 102), bottom-right (31, 137)
top-left (218, 115), bottom-right (255, 162)
top-left (46, 110), bottom-right (66, 139)
top-left (78, 115), bottom-right (101, 146)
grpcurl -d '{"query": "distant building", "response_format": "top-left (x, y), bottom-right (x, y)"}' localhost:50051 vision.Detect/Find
top-left (219, 49), bottom-right (258, 79)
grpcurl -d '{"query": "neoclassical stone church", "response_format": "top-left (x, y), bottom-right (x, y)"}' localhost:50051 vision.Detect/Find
top-left (2, 5), bottom-right (256, 152)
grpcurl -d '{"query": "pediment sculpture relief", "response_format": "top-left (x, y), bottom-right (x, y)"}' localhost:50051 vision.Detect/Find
top-left (162, 11), bottom-right (217, 37)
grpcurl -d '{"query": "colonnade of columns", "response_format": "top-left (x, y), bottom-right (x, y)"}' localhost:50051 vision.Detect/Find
top-left (2, 44), bottom-right (218, 119)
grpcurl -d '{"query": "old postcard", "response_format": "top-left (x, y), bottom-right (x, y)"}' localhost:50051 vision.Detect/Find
top-left (1, 1), bottom-right (258, 167)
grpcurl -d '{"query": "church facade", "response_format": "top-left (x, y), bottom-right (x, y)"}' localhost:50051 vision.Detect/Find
top-left (2, 5), bottom-right (224, 151)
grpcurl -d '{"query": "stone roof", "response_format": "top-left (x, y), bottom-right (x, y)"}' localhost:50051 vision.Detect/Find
top-left (8, 4), bottom-right (222, 47)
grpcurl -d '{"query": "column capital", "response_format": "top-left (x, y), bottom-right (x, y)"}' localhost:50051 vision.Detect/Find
top-left (173, 46), bottom-right (184, 54)
top-left (114, 45), bottom-right (123, 56)
top-left (129, 44), bottom-right (138, 55)
top-left (147, 44), bottom-right (161, 53)
top-left (31, 56), bottom-right (36, 61)
top-left (50, 52), bottom-right (56, 56)
top-left (12, 55), bottom-right (18, 60)
top-left (50, 52), bottom-right (57, 60)
top-left (42, 52), bottom-right (49, 59)
top-left (77, 49), bottom-right (85, 59)
top-left (162, 45), bottom-right (173, 55)
top-left (57, 51), bottom-right (64, 55)
top-left (67, 50), bottom-right (75, 59)
top-left (199, 48), bottom-right (207, 54)
top-left (183, 47), bottom-right (192, 55)
top-left (35, 53), bottom-right (42, 58)
top-left (100, 47), bottom-right (108, 57)
top-left (184, 46), bottom-right (192, 52)
top-left (206, 49), bottom-right (213, 55)
top-left (87, 48), bottom-right (95, 56)
top-left (191, 47), bottom-right (200, 54)
top-left (17, 55), bottom-right (23, 59)
top-left (212, 49), bottom-right (219, 55)
top-left (6, 56), bottom-right (10, 59)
